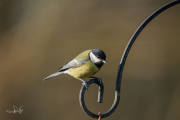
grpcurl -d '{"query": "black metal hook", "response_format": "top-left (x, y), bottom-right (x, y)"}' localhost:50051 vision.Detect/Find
top-left (79, 79), bottom-right (104, 118)
top-left (79, 0), bottom-right (180, 119)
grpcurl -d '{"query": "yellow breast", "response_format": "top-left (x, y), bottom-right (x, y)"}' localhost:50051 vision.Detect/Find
top-left (68, 60), bottom-right (99, 78)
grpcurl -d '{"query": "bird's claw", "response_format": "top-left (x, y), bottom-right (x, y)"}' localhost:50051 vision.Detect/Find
top-left (94, 77), bottom-right (102, 86)
top-left (82, 81), bottom-right (89, 90)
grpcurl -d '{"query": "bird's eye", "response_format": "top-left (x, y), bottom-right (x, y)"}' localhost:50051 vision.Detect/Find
top-left (97, 56), bottom-right (100, 58)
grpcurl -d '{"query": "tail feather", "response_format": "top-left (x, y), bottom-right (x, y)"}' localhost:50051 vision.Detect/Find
top-left (43, 71), bottom-right (63, 81)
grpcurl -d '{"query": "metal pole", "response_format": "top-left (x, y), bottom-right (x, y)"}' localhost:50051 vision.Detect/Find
top-left (79, 0), bottom-right (180, 118)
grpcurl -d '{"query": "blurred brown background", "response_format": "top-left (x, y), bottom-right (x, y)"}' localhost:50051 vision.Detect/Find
top-left (0, 0), bottom-right (180, 120)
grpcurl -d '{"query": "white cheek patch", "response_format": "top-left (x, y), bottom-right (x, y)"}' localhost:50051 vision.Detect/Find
top-left (90, 52), bottom-right (101, 63)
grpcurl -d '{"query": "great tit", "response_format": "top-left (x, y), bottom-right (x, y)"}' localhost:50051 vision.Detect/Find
top-left (43, 49), bottom-right (107, 89)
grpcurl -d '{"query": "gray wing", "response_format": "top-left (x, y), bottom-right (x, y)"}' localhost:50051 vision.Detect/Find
top-left (59, 58), bottom-right (89, 71)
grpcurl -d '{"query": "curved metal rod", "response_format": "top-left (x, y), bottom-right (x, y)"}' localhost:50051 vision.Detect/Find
top-left (79, 79), bottom-right (104, 118)
top-left (79, 0), bottom-right (180, 118)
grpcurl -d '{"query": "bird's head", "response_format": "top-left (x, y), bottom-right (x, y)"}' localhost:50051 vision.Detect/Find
top-left (89, 49), bottom-right (107, 69)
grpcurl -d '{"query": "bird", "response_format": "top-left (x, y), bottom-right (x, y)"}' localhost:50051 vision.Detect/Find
top-left (43, 49), bottom-right (107, 89)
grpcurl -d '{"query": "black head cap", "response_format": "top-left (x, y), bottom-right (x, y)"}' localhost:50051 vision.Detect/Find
top-left (91, 49), bottom-right (106, 61)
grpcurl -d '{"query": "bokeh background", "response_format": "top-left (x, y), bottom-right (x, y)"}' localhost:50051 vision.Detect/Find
top-left (0, 0), bottom-right (180, 120)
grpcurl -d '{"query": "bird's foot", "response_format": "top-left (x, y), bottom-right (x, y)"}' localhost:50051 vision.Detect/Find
top-left (93, 77), bottom-right (102, 86)
top-left (82, 81), bottom-right (89, 90)
top-left (97, 78), bottom-right (102, 86)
